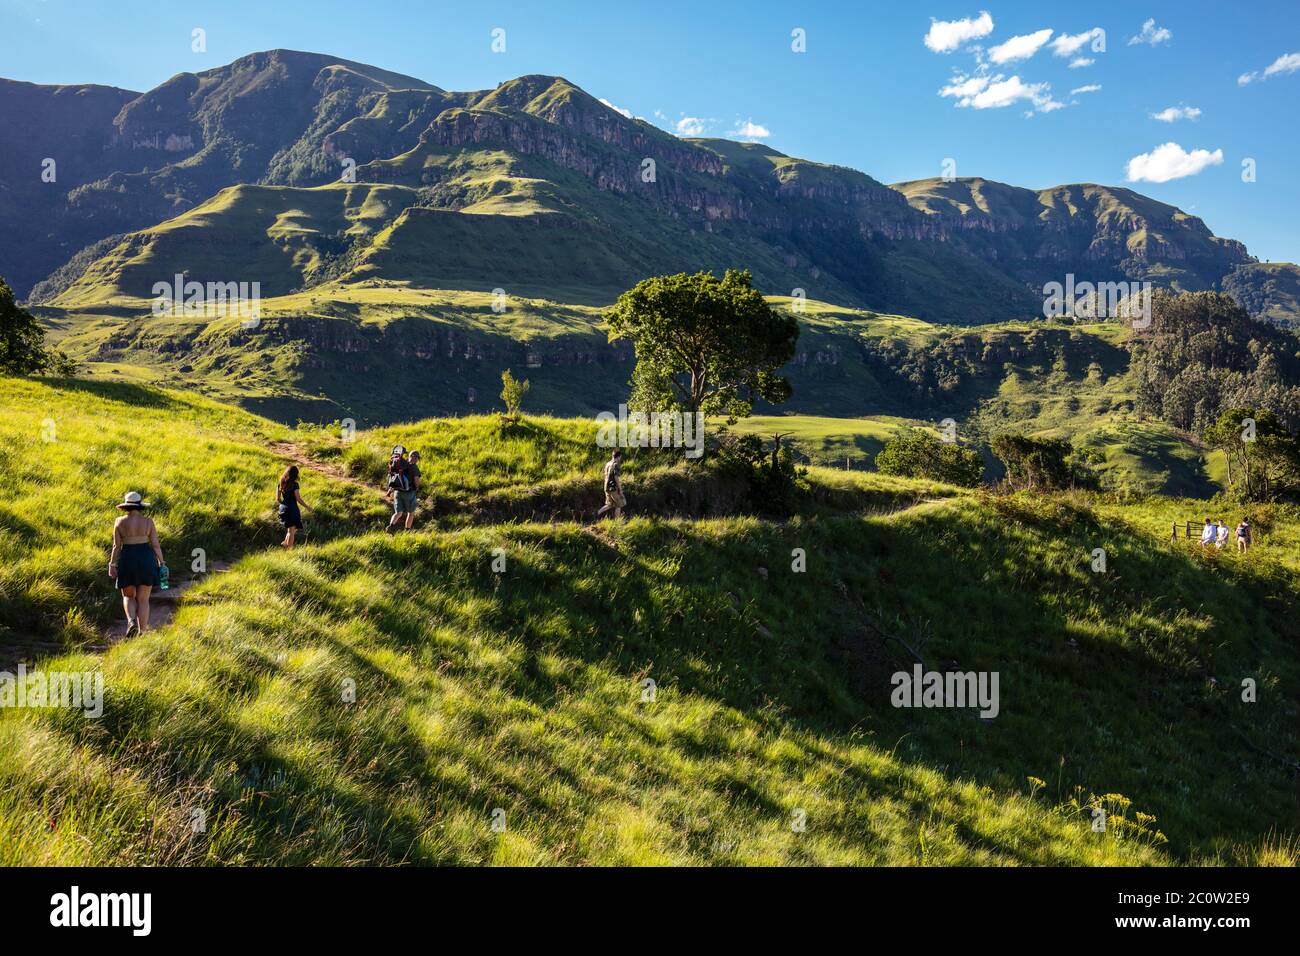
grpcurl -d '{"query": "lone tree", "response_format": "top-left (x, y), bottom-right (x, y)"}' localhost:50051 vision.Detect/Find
top-left (604, 270), bottom-right (799, 422)
top-left (1, 277), bottom-right (76, 375)
top-left (500, 368), bottom-right (531, 421)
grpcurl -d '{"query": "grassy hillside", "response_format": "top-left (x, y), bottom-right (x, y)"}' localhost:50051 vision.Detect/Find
top-left (0, 377), bottom-right (380, 657)
top-left (1, 377), bottom-right (1297, 866)
top-left (35, 287), bottom-right (1228, 496)
top-left (727, 414), bottom-right (912, 467)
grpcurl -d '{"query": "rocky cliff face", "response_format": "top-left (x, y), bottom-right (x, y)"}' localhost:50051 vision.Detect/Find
top-left (2, 49), bottom-right (1281, 326)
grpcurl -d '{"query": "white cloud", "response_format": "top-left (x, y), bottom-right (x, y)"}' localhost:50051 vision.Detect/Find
top-left (1264, 51), bottom-right (1300, 77)
top-left (1071, 84), bottom-right (1102, 95)
top-left (988, 28), bottom-right (1054, 64)
top-left (1150, 105), bottom-right (1201, 122)
top-left (1236, 51), bottom-right (1299, 87)
top-left (1050, 28), bottom-right (1104, 57)
top-left (941, 73), bottom-right (1062, 113)
top-left (1069, 57), bottom-right (1094, 68)
top-left (939, 74), bottom-right (991, 98)
top-left (1126, 142), bottom-right (1223, 182)
top-left (730, 119), bottom-right (771, 140)
top-left (599, 98), bottom-right (632, 119)
top-left (1128, 19), bottom-right (1171, 46)
top-left (675, 116), bottom-right (708, 136)
top-left (924, 11), bottom-right (994, 53)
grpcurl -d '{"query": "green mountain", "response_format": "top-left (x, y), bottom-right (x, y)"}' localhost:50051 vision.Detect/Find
top-left (1222, 262), bottom-right (1300, 328)
top-left (5, 49), bottom-right (1287, 323)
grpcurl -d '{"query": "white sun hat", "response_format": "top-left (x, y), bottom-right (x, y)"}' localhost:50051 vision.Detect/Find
top-left (116, 491), bottom-right (150, 510)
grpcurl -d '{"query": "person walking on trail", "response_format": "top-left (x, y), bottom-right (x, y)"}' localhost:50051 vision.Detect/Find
top-left (108, 492), bottom-right (166, 636)
top-left (277, 465), bottom-right (312, 549)
top-left (1236, 518), bottom-right (1252, 553)
top-left (403, 450), bottom-right (423, 531)
top-left (1215, 519), bottom-right (1230, 549)
top-left (596, 448), bottom-right (626, 520)
top-left (386, 445), bottom-right (417, 534)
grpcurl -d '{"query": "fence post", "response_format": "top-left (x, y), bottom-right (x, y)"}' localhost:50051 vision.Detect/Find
top-left (1172, 522), bottom-right (1177, 542)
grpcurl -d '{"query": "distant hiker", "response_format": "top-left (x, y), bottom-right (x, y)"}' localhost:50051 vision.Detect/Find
top-left (108, 492), bottom-right (166, 636)
top-left (386, 445), bottom-right (417, 533)
top-left (1215, 519), bottom-right (1230, 549)
top-left (1199, 517), bottom-right (1217, 547)
top-left (1236, 518), bottom-right (1251, 553)
top-left (404, 450), bottom-right (423, 530)
top-left (596, 448), bottom-right (626, 520)
top-left (277, 465), bottom-right (311, 549)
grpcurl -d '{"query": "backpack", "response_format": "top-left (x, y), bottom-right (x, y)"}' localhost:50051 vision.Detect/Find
top-left (387, 457), bottom-right (412, 492)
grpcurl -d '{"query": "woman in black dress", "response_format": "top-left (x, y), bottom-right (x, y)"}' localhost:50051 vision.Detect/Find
top-left (108, 491), bottom-right (166, 636)
top-left (277, 465), bottom-right (312, 549)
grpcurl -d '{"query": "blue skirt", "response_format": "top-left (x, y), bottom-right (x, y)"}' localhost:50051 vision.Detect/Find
top-left (279, 502), bottom-right (303, 529)
top-left (115, 542), bottom-right (161, 589)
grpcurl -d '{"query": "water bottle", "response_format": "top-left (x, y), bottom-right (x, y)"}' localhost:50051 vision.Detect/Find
top-left (159, 564), bottom-right (170, 590)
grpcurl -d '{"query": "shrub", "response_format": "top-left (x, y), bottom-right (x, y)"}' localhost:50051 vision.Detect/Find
top-left (500, 369), bottom-right (531, 421)
top-left (875, 427), bottom-right (983, 487)
top-left (991, 433), bottom-right (1096, 492)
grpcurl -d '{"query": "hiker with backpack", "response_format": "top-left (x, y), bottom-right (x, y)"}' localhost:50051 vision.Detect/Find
top-left (404, 450), bottom-right (423, 530)
top-left (1236, 518), bottom-right (1252, 553)
top-left (276, 465), bottom-right (312, 549)
top-left (596, 448), bottom-right (625, 520)
top-left (108, 492), bottom-right (167, 636)
top-left (386, 445), bottom-right (417, 533)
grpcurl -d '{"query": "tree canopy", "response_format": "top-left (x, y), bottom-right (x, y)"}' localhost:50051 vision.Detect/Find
top-left (875, 427), bottom-right (983, 487)
top-left (604, 270), bottom-right (799, 421)
top-left (1133, 290), bottom-right (1300, 434)
top-left (0, 277), bottom-right (76, 376)
top-left (1204, 406), bottom-right (1300, 501)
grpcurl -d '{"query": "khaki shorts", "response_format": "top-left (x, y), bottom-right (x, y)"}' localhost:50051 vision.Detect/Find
top-left (605, 489), bottom-right (626, 509)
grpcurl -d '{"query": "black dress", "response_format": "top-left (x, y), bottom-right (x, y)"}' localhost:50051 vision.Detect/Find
top-left (278, 480), bottom-right (303, 530)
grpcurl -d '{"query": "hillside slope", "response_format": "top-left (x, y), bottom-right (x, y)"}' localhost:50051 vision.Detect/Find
top-left (0, 378), bottom-right (1296, 865)
top-left (5, 50), bottom-right (1284, 325)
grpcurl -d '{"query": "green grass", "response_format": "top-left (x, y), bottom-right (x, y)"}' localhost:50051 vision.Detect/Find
top-left (1, 376), bottom-right (1298, 866)
top-left (727, 414), bottom-right (913, 467)
top-left (0, 377), bottom-right (381, 649)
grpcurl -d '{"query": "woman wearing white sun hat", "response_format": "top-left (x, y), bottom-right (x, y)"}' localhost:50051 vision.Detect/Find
top-left (107, 492), bottom-right (166, 636)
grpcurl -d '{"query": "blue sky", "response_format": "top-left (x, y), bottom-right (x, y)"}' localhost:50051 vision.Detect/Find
top-left (4, 0), bottom-right (1298, 262)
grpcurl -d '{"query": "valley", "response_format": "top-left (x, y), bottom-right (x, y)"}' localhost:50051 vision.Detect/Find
top-left (3, 44), bottom-right (1299, 874)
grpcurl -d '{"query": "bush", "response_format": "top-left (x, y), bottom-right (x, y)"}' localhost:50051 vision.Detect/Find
top-left (500, 369), bottom-right (530, 421)
top-left (714, 431), bottom-right (808, 516)
top-left (991, 433), bottom-right (1096, 492)
top-left (875, 427), bottom-right (983, 487)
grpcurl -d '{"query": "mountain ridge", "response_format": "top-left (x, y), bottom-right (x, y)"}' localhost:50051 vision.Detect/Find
top-left (4, 48), bottom-right (1287, 325)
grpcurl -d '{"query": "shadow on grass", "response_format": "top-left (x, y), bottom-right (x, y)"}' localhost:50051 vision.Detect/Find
top-left (18, 491), bottom-right (1300, 863)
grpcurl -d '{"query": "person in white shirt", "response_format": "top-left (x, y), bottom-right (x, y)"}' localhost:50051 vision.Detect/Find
top-left (1199, 517), bottom-right (1217, 547)
top-left (1215, 520), bottom-right (1230, 549)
